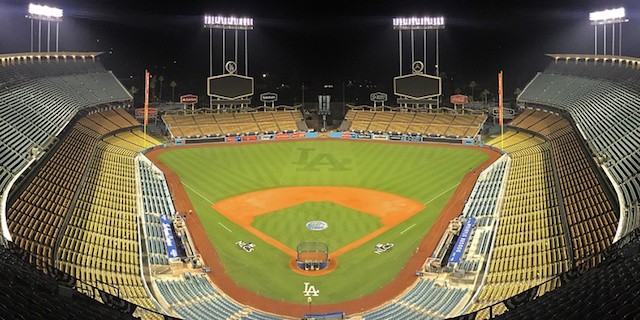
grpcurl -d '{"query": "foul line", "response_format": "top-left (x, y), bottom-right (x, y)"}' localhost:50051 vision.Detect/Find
top-left (424, 182), bottom-right (461, 206)
top-left (218, 222), bottom-right (232, 233)
top-left (182, 182), bottom-right (214, 204)
top-left (400, 223), bottom-right (416, 235)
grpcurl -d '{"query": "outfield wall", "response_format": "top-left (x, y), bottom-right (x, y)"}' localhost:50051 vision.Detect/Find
top-left (173, 131), bottom-right (319, 145)
top-left (328, 131), bottom-right (479, 146)
top-left (169, 131), bottom-right (484, 147)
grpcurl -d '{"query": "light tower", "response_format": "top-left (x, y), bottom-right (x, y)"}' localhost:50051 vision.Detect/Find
top-left (589, 7), bottom-right (628, 56)
top-left (204, 15), bottom-right (254, 110)
top-left (393, 16), bottom-right (445, 76)
top-left (393, 16), bottom-right (445, 110)
top-left (26, 3), bottom-right (63, 53)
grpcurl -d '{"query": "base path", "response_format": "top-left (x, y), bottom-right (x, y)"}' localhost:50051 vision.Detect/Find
top-left (214, 186), bottom-right (424, 259)
top-left (145, 140), bottom-right (501, 318)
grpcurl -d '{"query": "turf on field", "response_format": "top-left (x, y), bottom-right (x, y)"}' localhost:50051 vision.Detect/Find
top-left (157, 139), bottom-right (488, 304)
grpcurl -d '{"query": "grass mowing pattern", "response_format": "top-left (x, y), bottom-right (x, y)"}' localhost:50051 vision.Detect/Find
top-left (157, 140), bottom-right (488, 303)
top-left (252, 201), bottom-right (383, 251)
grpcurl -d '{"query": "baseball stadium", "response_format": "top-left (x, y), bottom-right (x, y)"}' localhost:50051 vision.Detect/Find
top-left (1, 2), bottom-right (640, 320)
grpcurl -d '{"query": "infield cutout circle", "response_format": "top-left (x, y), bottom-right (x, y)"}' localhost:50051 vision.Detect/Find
top-left (306, 220), bottom-right (328, 231)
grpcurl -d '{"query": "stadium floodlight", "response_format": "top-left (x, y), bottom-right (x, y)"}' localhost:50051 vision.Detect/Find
top-left (204, 15), bottom-right (253, 30)
top-left (589, 7), bottom-right (628, 56)
top-left (394, 15), bottom-right (445, 108)
top-left (393, 16), bottom-right (445, 30)
top-left (204, 14), bottom-right (254, 109)
top-left (27, 3), bottom-right (63, 53)
top-left (28, 3), bottom-right (63, 21)
top-left (589, 7), bottom-right (627, 25)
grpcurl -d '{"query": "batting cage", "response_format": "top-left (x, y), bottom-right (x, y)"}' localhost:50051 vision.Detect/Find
top-left (296, 242), bottom-right (329, 271)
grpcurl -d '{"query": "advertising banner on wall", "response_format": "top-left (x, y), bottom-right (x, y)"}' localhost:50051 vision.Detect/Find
top-left (292, 132), bottom-right (306, 139)
top-left (160, 214), bottom-right (179, 259)
top-left (448, 218), bottom-right (476, 263)
top-left (260, 134), bottom-right (274, 141)
top-left (372, 134), bottom-right (389, 140)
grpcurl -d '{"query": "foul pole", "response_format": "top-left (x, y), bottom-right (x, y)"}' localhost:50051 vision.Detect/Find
top-left (144, 70), bottom-right (150, 148)
top-left (498, 71), bottom-right (504, 150)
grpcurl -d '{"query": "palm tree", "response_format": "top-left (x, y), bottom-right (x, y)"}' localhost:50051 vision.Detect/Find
top-left (149, 77), bottom-right (157, 102)
top-left (514, 87), bottom-right (523, 98)
top-left (170, 81), bottom-right (177, 102)
top-left (469, 81), bottom-right (477, 101)
top-left (480, 89), bottom-right (491, 105)
top-left (439, 72), bottom-right (449, 100)
top-left (158, 75), bottom-right (165, 102)
top-left (129, 86), bottom-right (138, 105)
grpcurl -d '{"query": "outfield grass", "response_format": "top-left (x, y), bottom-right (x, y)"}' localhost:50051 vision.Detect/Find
top-left (252, 201), bottom-right (382, 251)
top-left (157, 139), bottom-right (487, 304)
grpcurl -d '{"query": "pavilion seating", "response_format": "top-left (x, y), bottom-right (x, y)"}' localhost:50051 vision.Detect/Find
top-left (344, 110), bottom-right (485, 138)
top-left (163, 111), bottom-right (303, 138)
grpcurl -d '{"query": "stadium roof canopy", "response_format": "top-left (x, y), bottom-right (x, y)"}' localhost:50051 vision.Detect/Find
top-left (0, 52), bottom-right (103, 64)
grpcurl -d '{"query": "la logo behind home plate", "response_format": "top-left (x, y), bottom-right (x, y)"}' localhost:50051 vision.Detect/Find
top-left (303, 282), bottom-right (320, 297)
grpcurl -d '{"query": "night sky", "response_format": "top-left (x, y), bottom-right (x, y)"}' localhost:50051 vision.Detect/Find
top-left (1, 0), bottom-right (640, 105)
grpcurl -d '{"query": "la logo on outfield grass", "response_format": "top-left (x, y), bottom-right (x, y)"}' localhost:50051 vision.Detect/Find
top-left (303, 282), bottom-right (320, 297)
top-left (295, 148), bottom-right (351, 171)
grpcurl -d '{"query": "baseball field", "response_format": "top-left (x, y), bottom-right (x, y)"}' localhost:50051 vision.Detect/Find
top-left (155, 139), bottom-right (488, 304)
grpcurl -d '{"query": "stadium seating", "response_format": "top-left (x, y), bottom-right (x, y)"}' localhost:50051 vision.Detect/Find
top-left (6, 126), bottom-right (97, 269)
top-left (345, 110), bottom-right (485, 138)
top-left (0, 56), bottom-right (106, 88)
top-left (494, 229), bottom-right (640, 320)
top-left (0, 244), bottom-right (139, 320)
top-left (0, 55), bottom-right (131, 216)
top-left (5, 109), bottom-right (140, 270)
top-left (458, 156), bottom-right (510, 265)
top-left (518, 59), bottom-right (640, 237)
top-left (510, 110), bottom-right (617, 267)
top-left (484, 130), bottom-right (545, 154)
top-left (163, 111), bottom-right (303, 138)
top-left (0, 68), bottom-right (130, 195)
top-left (472, 130), bottom-right (571, 311)
top-left (363, 278), bottom-right (469, 320)
top-left (447, 58), bottom-right (640, 320)
top-left (137, 157), bottom-right (177, 265)
top-left (56, 131), bottom-right (162, 313)
top-left (154, 273), bottom-right (280, 320)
